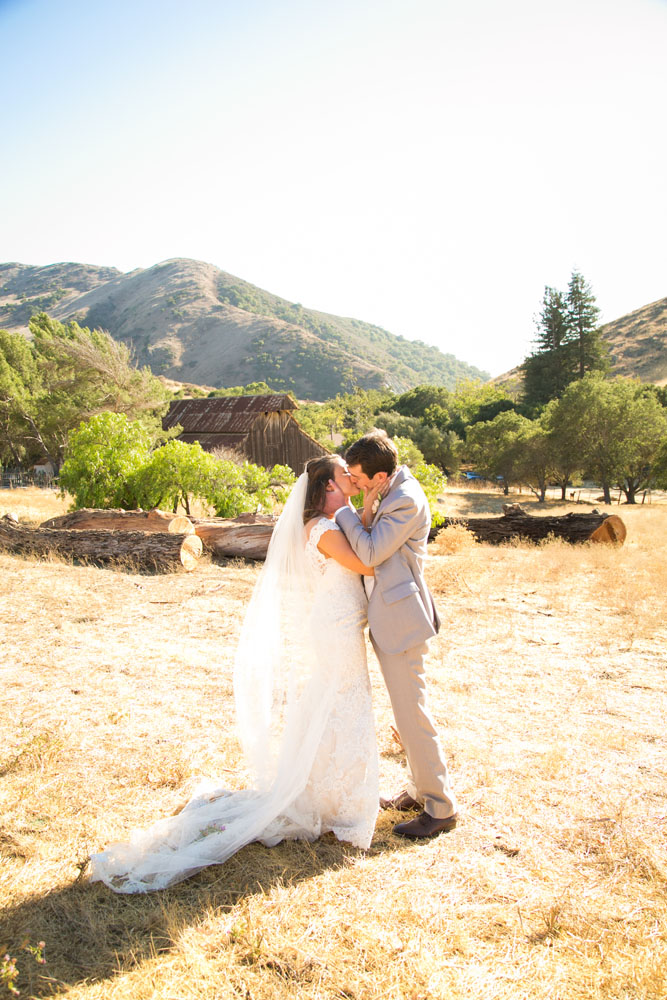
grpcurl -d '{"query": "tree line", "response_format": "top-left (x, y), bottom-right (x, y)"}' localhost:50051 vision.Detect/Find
top-left (2, 293), bottom-right (666, 508)
top-left (296, 267), bottom-right (667, 503)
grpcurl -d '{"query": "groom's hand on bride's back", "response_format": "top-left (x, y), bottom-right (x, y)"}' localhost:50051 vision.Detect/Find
top-left (323, 479), bottom-right (349, 517)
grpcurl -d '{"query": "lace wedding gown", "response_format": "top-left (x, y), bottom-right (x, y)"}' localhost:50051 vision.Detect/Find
top-left (89, 517), bottom-right (379, 893)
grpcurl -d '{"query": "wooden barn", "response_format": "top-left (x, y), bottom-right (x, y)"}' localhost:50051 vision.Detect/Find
top-left (162, 395), bottom-right (328, 474)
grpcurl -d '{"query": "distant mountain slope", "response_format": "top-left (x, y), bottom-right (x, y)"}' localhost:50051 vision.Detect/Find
top-left (598, 296), bottom-right (667, 385)
top-left (0, 262), bottom-right (121, 327)
top-left (0, 258), bottom-right (488, 400)
top-left (492, 296), bottom-right (667, 393)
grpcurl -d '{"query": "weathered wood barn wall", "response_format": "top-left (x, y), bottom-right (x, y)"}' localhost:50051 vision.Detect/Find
top-left (163, 395), bottom-right (328, 474)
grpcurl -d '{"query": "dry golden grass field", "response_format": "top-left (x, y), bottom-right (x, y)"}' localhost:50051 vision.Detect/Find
top-left (1, 487), bottom-right (666, 1000)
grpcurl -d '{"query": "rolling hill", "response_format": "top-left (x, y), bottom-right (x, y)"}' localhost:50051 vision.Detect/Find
top-left (598, 296), bottom-right (667, 385)
top-left (0, 259), bottom-right (488, 400)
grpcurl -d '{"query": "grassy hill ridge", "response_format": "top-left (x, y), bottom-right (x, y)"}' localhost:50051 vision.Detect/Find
top-left (598, 295), bottom-right (667, 385)
top-left (0, 258), bottom-right (487, 400)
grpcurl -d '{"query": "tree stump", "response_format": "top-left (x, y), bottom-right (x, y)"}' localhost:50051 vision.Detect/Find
top-left (0, 516), bottom-right (202, 572)
top-left (190, 514), bottom-right (277, 560)
top-left (433, 505), bottom-right (626, 545)
top-left (41, 508), bottom-right (194, 534)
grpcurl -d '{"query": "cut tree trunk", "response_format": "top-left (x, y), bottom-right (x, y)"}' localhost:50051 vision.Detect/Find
top-left (41, 508), bottom-right (194, 534)
top-left (191, 514), bottom-right (277, 560)
top-left (433, 505), bottom-right (626, 545)
top-left (0, 516), bottom-right (202, 572)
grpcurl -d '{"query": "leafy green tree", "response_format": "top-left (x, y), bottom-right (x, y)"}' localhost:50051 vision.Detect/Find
top-left (218, 461), bottom-right (296, 513)
top-left (555, 374), bottom-right (667, 503)
top-left (373, 410), bottom-right (461, 473)
top-left (375, 411), bottom-right (461, 475)
top-left (451, 380), bottom-right (516, 427)
top-left (266, 463), bottom-right (297, 504)
top-left (652, 439), bottom-right (667, 489)
top-left (59, 412), bottom-right (297, 516)
top-left (342, 387), bottom-right (397, 437)
top-left (131, 439), bottom-right (222, 514)
top-left (541, 396), bottom-right (585, 500)
top-left (30, 313), bottom-right (166, 416)
top-left (59, 412), bottom-right (151, 509)
top-left (207, 381), bottom-right (277, 398)
top-left (297, 388), bottom-right (394, 447)
top-left (465, 411), bottom-right (531, 495)
top-left (610, 384), bottom-right (667, 502)
top-left (516, 419), bottom-right (555, 502)
top-left (0, 330), bottom-right (43, 468)
top-left (393, 436), bottom-right (425, 469)
top-left (0, 315), bottom-right (169, 472)
top-left (413, 461), bottom-right (447, 509)
top-left (393, 385), bottom-right (452, 420)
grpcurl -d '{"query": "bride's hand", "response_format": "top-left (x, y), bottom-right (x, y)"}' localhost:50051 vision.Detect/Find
top-left (361, 480), bottom-right (383, 526)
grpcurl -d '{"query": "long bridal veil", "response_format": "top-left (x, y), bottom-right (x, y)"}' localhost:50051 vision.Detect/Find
top-left (89, 472), bottom-right (342, 893)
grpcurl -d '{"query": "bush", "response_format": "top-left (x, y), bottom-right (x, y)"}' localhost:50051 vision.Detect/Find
top-left (59, 413), bottom-right (151, 509)
top-left (413, 461), bottom-right (447, 510)
top-left (59, 411), bottom-right (295, 516)
top-left (131, 440), bottom-right (222, 514)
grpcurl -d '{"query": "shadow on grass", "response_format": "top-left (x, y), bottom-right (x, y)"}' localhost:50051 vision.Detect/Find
top-left (1, 818), bottom-right (409, 997)
top-left (443, 488), bottom-right (581, 519)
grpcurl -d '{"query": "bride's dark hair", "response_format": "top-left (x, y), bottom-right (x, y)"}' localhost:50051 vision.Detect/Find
top-left (302, 455), bottom-right (339, 524)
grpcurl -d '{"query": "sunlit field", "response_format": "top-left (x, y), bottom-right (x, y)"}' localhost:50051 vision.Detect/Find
top-left (1, 487), bottom-right (666, 999)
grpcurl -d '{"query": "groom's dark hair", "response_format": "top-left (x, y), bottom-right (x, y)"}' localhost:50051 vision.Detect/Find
top-left (345, 429), bottom-right (398, 478)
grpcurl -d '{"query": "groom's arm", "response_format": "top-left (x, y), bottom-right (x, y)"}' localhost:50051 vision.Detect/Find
top-left (335, 495), bottom-right (421, 566)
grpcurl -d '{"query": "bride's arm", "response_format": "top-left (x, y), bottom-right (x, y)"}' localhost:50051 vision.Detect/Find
top-left (307, 521), bottom-right (374, 576)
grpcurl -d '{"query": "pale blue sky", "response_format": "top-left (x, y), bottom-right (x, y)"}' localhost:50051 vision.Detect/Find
top-left (1, 0), bottom-right (666, 376)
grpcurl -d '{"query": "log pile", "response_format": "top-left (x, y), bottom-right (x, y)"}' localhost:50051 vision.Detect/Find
top-left (41, 507), bottom-right (195, 534)
top-left (0, 515), bottom-right (202, 572)
top-left (40, 508), bottom-right (277, 561)
top-left (190, 514), bottom-right (277, 560)
top-left (433, 504), bottom-right (626, 546)
top-left (1, 500), bottom-right (627, 571)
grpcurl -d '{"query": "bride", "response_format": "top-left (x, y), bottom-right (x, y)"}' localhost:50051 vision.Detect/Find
top-left (89, 455), bottom-right (380, 892)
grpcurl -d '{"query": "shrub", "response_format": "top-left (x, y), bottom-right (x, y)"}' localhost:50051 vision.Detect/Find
top-left (59, 412), bottom-right (295, 516)
top-left (59, 412), bottom-right (150, 509)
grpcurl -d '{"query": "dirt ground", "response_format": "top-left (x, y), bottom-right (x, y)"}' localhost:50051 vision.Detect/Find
top-left (1, 487), bottom-right (666, 1000)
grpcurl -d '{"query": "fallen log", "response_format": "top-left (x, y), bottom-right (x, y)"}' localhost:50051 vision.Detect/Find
top-left (191, 514), bottom-right (277, 560)
top-left (0, 515), bottom-right (202, 572)
top-left (41, 507), bottom-right (194, 534)
top-left (433, 505), bottom-right (626, 545)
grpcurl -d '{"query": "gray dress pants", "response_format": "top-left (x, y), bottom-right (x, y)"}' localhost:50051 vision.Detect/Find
top-left (371, 635), bottom-right (457, 820)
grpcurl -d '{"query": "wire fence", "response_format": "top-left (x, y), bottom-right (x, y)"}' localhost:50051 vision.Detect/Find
top-left (0, 472), bottom-right (58, 490)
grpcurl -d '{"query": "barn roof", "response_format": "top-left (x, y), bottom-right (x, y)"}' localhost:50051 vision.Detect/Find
top-left (177, 432), bottom-right (247, 449)
top-left (163, 394), bottom-right (297, 434)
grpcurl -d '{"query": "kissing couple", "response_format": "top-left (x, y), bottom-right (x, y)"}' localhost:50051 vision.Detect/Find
top-left (90, 429), bottom-right (458, 893)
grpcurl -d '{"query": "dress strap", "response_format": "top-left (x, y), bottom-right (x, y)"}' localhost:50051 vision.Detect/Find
top-left (308, 517), bottom-right (341, 550)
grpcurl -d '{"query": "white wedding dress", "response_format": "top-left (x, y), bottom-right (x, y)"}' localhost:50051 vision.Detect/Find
top-left (89, 513), bottom-right (379, 893)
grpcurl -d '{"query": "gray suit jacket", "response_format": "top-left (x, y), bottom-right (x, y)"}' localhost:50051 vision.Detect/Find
top-left (335, 465), bottom-right (440, 655)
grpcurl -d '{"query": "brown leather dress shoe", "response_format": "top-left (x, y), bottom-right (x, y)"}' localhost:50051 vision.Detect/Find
top-left (379, 789), bottom-right (420, 812)
top-left (393, 810), bottom-right (458, 838)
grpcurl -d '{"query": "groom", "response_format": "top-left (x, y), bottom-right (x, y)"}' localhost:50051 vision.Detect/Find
top-left (326, 429), bottom-right (458, 838)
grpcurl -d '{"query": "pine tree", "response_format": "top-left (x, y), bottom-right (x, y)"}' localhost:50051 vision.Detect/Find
top-left (522, 271), bottom-right (609, 409)
top-left (566, 270), bottom-right (607, 378)
top-left (523, 287), bottom-right (576, 408)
